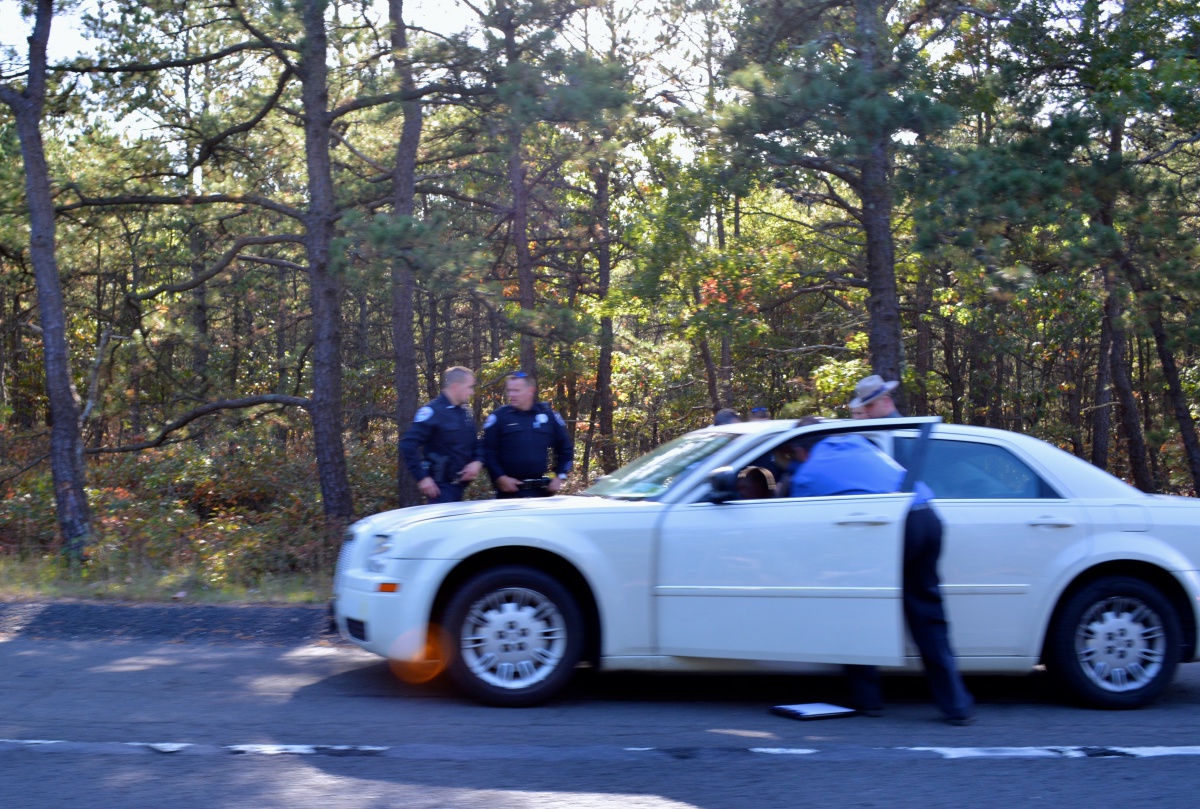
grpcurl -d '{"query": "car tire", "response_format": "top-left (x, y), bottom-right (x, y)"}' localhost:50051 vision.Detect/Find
top-left (442, 565), bottom-right (584, 707)
top-left (1046, 576), bottom-right (1182, 709)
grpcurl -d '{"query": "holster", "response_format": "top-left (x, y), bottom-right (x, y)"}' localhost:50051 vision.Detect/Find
top-left (425, 452), bottom-right (451, 483)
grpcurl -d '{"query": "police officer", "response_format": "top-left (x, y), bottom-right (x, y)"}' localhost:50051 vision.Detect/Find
top-left (482, 371), bottom-right (573, 498)
top-left (713, 408), bottom-right (742, 426)
top-left (399, 366), bottom-right (483, 504)
top-left (850, 374), bottom-right (901, 419)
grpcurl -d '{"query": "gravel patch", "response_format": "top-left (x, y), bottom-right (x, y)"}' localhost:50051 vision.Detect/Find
top-left (0, 600), bottom-right (343, 647)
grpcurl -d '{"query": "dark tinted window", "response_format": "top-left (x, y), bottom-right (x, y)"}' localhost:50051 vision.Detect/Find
top-left (894, 437), bottom-right (1059, 500)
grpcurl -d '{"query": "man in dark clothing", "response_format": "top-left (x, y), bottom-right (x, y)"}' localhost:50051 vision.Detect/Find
top-left (783, 417), bottom-right (975, 725)
top-left (713, 408), bottom-right (742, 426)
top-left (482, 372), bottom-right (573, 498)
top-left (399, 366), bottom-right (483, 504)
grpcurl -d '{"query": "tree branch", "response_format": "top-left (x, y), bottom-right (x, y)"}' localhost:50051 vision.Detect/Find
top-left (86, 395), bottom-right (311, 454)
top-left (193, 67), bottom-right (296, 168)
top-left (56, 192), bottom-right (304, 222)
top-left (1137, 131), bottom-right (1200, 165)
top-left (60, 41), bottom-right (281, 74)
top-left (238, 253), bottom-right (307, 272)
top-left (129, 235), bottom-right (304, 300)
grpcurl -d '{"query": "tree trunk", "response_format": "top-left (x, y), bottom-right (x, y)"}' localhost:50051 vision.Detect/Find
top-left (1106, 284), bottom-right (1154, 491)
top-left (940, 270), bottom-right (965, 424)
top-left (698, 336), bottom-right (721, 417)
top-left (1123, 263), bottom-right (1200, 493)
top-left (912, 265), bottom-right (933, 416)
top-left (188, 225), bottom-right (210, 397)
top-left (300, 0), bottom-right (353, 523)
top-left (0, 0), bottom-right (94, 563)
top-left (592, 165), bottom-right (617, 472)
top-left (1091, 288), bottom-right (1113, 470)
top-left (509, 129), bottom-right (537, 377)
top-left (855, 1), bottom-right (904, 391)
top-left (1065, 338), bottom-right (1085, 458)
top-left (389, 0), bottom-right (423, 507)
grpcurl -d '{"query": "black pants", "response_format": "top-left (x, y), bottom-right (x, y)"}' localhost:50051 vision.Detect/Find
top-left (428, 482), bottom-right (465, 504)
top-left (846, 505), bottom-right (974, 720)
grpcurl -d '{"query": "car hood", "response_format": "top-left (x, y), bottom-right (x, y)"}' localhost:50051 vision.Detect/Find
top-left (349, 494), bottom-right (646, 536)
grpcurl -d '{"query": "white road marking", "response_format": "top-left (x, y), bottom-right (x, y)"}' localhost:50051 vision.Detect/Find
top-left (4, 739), bottom-right (1200, 760)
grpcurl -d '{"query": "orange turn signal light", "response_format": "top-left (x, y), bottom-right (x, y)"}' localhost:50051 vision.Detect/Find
top-left (377, 582), bottom-right (400, 593)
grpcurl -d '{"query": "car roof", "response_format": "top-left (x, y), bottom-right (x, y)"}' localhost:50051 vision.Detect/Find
top-left (706, 417), bottom-right (1143, 499)
top-left (703, 416), bottom-right (936, 435)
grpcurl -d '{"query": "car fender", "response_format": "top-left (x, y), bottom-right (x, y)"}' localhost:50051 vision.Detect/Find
top-left (1027, 530), bottom-right (1200, 660)
top-left (402, 509), bottom-right (654, 658)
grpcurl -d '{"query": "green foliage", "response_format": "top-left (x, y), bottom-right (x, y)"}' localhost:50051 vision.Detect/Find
top-left (5, 0), bottom-right (1200, 602)
top-left (0, 426), bottom-right (398, 596)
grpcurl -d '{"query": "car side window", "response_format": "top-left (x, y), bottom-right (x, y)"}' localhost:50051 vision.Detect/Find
top-left (894, 437), bottom-right (1060, 500)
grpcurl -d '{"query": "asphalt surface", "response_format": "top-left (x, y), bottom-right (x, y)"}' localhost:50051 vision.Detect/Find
top-left (0, 599), bottom-right (337, 646)
top-left (4, 599), bottom-right (1200, 808)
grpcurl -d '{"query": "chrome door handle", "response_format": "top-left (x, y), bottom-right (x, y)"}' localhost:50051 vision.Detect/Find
top-left (836, 514), bottom-right (893, 526)
top-left (1028, 517), bottom-right (1075, 528)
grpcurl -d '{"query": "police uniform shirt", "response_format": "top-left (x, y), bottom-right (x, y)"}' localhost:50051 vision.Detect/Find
top-left (482, 403), bottom-right (573, 483)
top-left (399, 393), bottom-right (481, 483)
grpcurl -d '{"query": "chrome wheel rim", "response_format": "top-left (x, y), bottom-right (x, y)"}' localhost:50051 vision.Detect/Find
top-left (1075, 596), bottom-right (1166, 693)
top-left (459, 587), bottom-right (568, 690)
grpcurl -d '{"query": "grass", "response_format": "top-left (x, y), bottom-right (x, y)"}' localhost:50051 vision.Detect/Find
top-left (0, 555), bottom-right (332, 604)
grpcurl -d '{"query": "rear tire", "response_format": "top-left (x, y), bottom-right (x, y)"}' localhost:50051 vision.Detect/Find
top-left (443, 565), bottom-right (584, 707)
top-left (1046, 576), bottom-right (1181, 709)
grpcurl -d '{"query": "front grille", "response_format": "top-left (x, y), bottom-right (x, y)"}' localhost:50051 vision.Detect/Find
top-left (346, 618), bottom-right (368, 641)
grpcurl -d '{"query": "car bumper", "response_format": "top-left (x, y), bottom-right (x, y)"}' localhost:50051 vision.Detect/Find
top-left (333, 557), bottom-right (457, 661)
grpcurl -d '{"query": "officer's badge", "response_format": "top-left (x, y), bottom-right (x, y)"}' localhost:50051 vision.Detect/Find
top-left (483, 414), bottom-right (496, 429)
top-left (535, 413), bottom-right (548, 428)
top-left (414, 406), bottom-right (433, 423)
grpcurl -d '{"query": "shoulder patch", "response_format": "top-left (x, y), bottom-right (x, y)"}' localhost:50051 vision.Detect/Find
top-left (483, 414), bottom-right (496, 429)
top-left (414, 406), bottom-right (433, 423)
top-left (554, 412), bottom-right (566, 427)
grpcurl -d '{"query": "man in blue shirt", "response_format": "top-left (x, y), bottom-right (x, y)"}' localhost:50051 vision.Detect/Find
top-left (784, 419), bottom-right (975, 725)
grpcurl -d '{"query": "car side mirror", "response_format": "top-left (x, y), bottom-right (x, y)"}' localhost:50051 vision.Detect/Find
top-left (707, 467), bottom-right (738, 503)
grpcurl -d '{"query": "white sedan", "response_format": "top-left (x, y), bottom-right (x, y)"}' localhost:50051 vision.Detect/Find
top-left (333, 417), bottom-right (1200, 708)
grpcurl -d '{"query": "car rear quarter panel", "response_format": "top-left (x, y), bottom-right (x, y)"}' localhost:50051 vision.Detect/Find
top-left (1035, 499), bottom-right (1200, 662)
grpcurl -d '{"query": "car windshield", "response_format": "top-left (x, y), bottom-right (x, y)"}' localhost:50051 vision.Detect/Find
top-left (585, 431), bottom-right (738, 500)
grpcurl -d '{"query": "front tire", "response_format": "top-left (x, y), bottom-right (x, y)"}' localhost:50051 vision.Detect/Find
top-left (1046, 576), bottom-right (1181, 709)
top-left (442, 566), bottom-right (584, 707)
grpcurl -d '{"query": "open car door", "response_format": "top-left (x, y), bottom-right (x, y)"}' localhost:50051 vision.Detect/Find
top-left (653, 418), bottom-right (939, 666)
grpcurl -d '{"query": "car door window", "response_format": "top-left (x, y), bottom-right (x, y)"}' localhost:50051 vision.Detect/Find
top-left (895, 437), bottom-right (1059, 499)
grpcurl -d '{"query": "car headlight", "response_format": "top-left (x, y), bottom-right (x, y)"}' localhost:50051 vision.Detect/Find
top-left (366, 533), bottom-right (393, 573)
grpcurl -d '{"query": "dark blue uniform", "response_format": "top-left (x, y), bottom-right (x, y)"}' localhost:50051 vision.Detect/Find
top-left (399, 393), bottom-right (481, 504)
top-left (482, 402), bottom-right (573, 498)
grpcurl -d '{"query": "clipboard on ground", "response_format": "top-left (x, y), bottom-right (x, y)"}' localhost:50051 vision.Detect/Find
top-left (770, 702), bottom-right (857, 720)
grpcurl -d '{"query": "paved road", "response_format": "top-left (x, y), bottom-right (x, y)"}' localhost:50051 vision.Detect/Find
top-left (2, 601), bottom-right (1200, 808)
